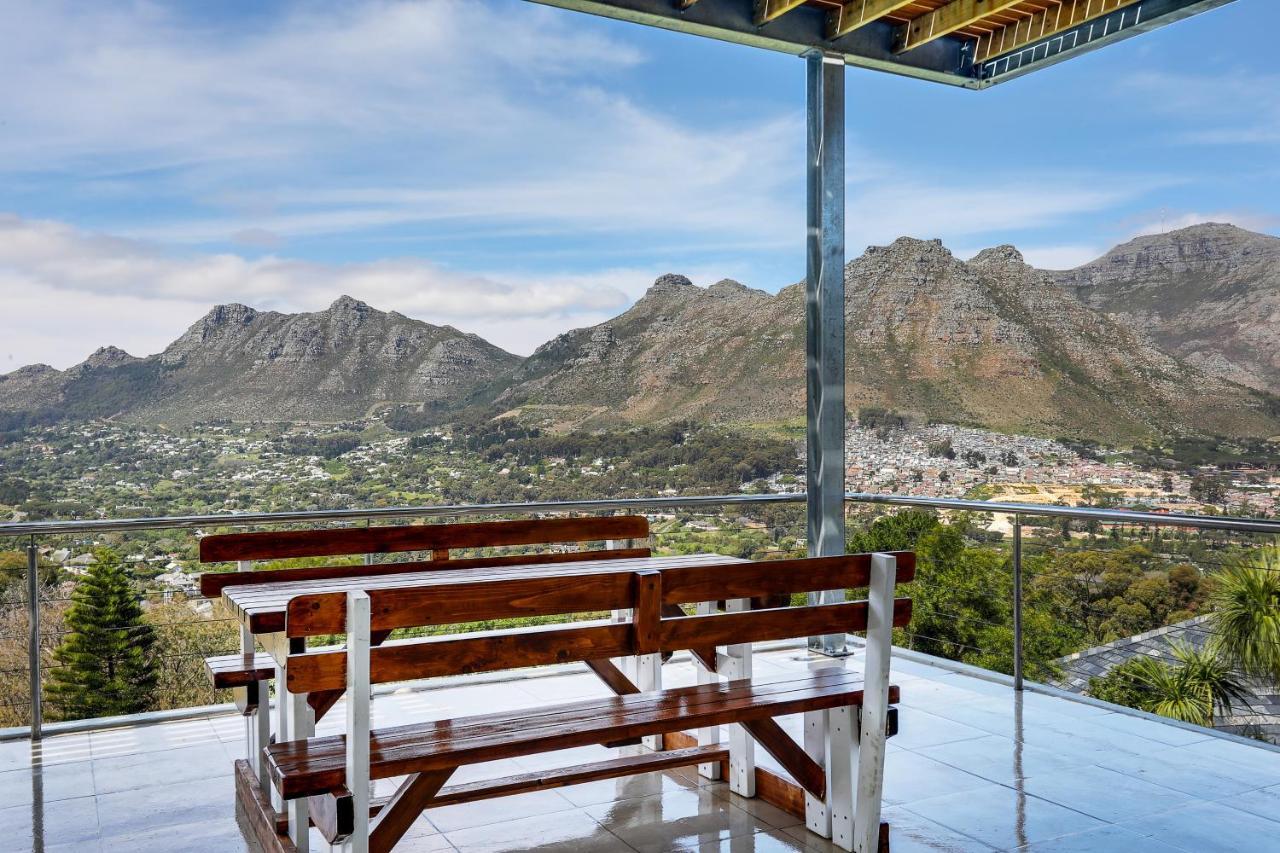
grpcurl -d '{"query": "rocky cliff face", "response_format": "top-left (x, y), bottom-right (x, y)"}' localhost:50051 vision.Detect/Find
top-left (1, 297), bottom-right (521, 424)
top-left (500, 237), bottom-right (1280, 443)
top-left (1054, 223), bottom-right (1280, 395)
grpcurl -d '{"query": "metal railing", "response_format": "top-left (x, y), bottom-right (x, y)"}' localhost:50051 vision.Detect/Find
top-left (3, 491), bottom-right (1279, 741)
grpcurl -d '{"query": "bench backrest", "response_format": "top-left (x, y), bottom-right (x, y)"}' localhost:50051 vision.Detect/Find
top-left (198, 515), bottom-right (651, 598)
top-left (280, 552), bottom-right (915, 694)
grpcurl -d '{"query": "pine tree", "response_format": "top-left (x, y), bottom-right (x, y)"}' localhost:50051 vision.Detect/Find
top-left (47, 547), bottom-right (158, 720)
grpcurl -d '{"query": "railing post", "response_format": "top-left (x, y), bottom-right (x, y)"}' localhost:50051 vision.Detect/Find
top-left (26, 535), bottom-right (41, 742)
top-left (1012, 514), bottom-right (1024, 692)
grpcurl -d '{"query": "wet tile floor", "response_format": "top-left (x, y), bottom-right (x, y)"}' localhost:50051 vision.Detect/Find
top-left (4, 646), bottom-right (1280, 852)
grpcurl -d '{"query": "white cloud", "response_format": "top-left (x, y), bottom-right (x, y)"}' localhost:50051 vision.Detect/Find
top-left (0, 215), bottom-right (656, 367)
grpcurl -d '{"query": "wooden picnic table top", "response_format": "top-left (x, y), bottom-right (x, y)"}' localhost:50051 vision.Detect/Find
top-left (222, 552), bottom-right (745, 636)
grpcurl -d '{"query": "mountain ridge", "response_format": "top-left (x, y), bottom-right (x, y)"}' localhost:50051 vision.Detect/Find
top-left (4, 224), bottom-right (1279, 443)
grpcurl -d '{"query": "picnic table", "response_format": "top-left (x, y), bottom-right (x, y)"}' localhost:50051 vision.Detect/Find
top-left (199, 520), bottom-right (909, 853)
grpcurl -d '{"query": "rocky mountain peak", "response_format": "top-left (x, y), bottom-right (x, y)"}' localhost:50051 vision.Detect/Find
top-left (707, 279), bottom-right (758, 298)
top-left (202, 303), bottom-right (258, 328)
top-left (327, 294), bottom-right (374, 316)
top-left (646, 274), bottom-right (695, 296)
top-left (82, 346), bottom-right (138, 369)
top-left (969, 245), bottom-right (1026, 268)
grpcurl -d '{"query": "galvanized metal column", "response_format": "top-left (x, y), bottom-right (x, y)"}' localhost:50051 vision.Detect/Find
top-left (27, 536), bottom-right (41, 741)
top-left (1012, 515), bottom-right (1024, 690)
top-left (804, 50), bottom-right (847, 656)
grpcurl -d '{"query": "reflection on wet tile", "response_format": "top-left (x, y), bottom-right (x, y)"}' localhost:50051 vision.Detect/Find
top-left (0, 759), bottom-right (97, 804)
top-left (1083, 710), bottom-right (1211, 747)
top-left (1018, 824), bottom-right (1186, 852)
top-left (902, 783), bottom-right (1106, 849)
top-left (90, 742), bottom-right (231, 795)
top-left (1019, 765), bottom-right (1196, 824)
top-left (586, 787), bottom-right (778, 853)
top-left (1120, 801), bottom-right (1280, 852)
top-left (1096, 749), bottom-right (1275, 799)
top-left (913, 735), bottom-right (1093, 789)
top-left (882, 749), bottom-right (994, 806)
top-left (101, 815), bottom-right (255, 852)
top-left (444, 808), bottom-right (627, 853)
top-left (427, 788), bottom-right (577, 834)
top-left (560, 767), bottom-right (706, 808)
top-left (96, 776), bottom-right (234, 839)
top-left (0, 793), bottom-right (100, 847)
top-left (888, 707), bottom-right (991, 751)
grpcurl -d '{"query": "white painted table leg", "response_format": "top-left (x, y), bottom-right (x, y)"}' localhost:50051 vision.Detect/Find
top-left (827, 705), bottom-right (856, 851)
top-left (637, 650), bottom-right (663, 750)
top-left (282, 635), bottom-right (314, 853)
top-left (725, 598), bottom-right (754, 797)
top-left (804, 709), bottom-right (831, 838)
top-left (695, 601), bottom-right (721, 780)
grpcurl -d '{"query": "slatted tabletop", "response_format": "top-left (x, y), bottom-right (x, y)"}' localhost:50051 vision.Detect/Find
top-left (223, 553), bottom-right (744, 635)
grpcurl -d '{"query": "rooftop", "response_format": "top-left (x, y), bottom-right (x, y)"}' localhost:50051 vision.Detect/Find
top-left (10, 643), bottom-right (1280, 852)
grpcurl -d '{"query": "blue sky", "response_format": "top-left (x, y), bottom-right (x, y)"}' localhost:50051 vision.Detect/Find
top-left (0, 0), bottom-right (1276, 369)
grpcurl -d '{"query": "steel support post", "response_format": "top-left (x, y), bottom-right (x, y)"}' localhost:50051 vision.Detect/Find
top-left (1012, 515), bottom-right (1024, 691)
top-left (804, 50), bottom-right (848, 656)
top-left (26, 536), bottom-right (41, 742)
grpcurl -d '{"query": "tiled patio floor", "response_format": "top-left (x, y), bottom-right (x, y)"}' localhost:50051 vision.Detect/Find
top-left (5, 645), bottom-right (1280, 852)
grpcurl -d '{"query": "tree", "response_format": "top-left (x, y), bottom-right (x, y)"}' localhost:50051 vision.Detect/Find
top-left (1089, 642), bottom-right (1247, 727)
top-left (46, 548), bottom-right (158, 720)
top-left (1209, 551), bottom-right (1280, 684)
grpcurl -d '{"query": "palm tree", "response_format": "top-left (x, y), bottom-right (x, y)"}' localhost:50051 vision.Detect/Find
top-left (1131, 642), bottom-right (1249, 727)
top-left (1209, 548), bottom-right (1280, 684)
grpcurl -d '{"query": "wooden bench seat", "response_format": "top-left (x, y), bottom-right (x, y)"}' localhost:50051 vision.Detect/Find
top-left (254, 552), bottom-right (911, 853)
top-left (267, 668), bottom-right (898, 799)
top-left (206, 652), bottom-right (276, 689)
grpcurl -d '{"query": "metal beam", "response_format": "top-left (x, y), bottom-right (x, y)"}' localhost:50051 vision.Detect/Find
top-left (526, 0), bottom-right (979, 88)
top-left (827, 0), bottom-right (918, 40)
top-left (893, 0), bottom-right (1024, 53)
top-left (975, 0), bottom-right (1142, 62)
top-left (804, 51), bottom-right (848, 657)
top-left (975, 0), bottom-right (1238, 83)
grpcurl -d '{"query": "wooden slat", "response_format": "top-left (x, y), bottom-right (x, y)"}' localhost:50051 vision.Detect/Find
top-left (236, 759), bottom-right (298, 853)
top-left (227, 554), bottom-right (736, 635)
top-left (205, 652), bottom-right (275, 689)
top-left (307, 788), bottom-right (354, 845)
top-left (369, 769), bottom-right (455, 853)
top-left (974, 0), bottom-right (1142, 62)
top-left (584, 659), bottom-right (642, 696)
top-left (200, 547), bottom-right (650, 598)
top-left (268, 669), bottom-right (898, 799)
top-left (738, 717), bottom-right (825, 799)
top-left (287, 622), bottom-right (634, 693)
top-left (754, 0), bottom-right (808, 25)
top-left (286, 571), bottom-right (636, 637)
top-left (893, 0), bottom-right (1025, 52)
top-left (827, 0), bottom-right (920, 39)
top-left (633, 571), bottom-right (662, 655)
top-left (659, 553), bottom-right (915, 605)
top-left (273, 746), bottom-right (733, 838)
top-left (200, 516), bottom-right (649, 562)
top-left (660, 599), bottom-right (913, 650)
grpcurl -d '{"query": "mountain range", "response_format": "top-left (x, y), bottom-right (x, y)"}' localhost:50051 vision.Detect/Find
top-left (4, 223), bottom-right (1278, 445)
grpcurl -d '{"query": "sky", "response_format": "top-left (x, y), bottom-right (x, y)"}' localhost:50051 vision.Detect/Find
top-left (0, 0), bottom-right (1277, 370)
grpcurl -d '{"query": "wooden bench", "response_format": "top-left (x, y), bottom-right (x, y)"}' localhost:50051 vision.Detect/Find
top-left (262, 552), bottom-right (912, 853)
top-left (197, 515), bottom-right (651, 800)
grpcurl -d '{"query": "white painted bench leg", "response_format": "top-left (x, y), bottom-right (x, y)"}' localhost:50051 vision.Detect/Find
top-left (282, 634), bottom-right (314, 853)
top-left (725, 598), bottom-right (755, 797)
top-left (827, 705), bottom-right (856, 851)
top-left (852, 554), bottom-right (895, 853)
top-left (804, 709), bottom-right (830, 838)
top-left (695, 601), bottom-right (721, 781)
top-left (267, 632), bottom-right (289, 816)
top-left (237, 560), bottom-right (274, 795)
top-left (341, 590), bottom-right (372, 853)
top-left (637, 651), bottom-right (663, 750)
